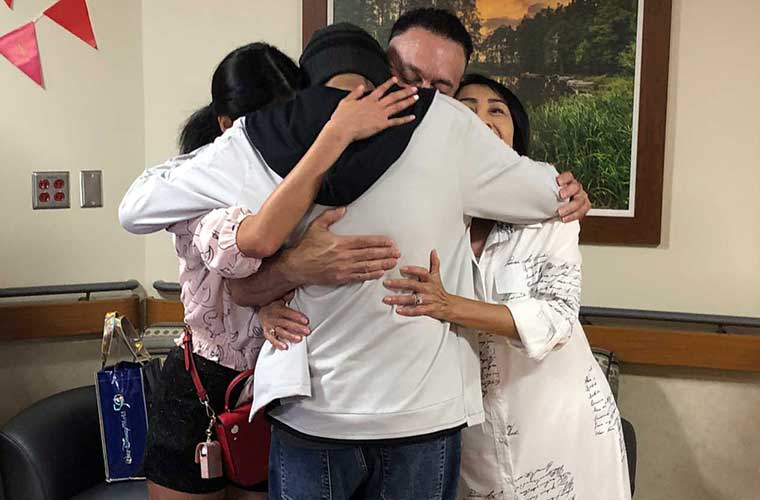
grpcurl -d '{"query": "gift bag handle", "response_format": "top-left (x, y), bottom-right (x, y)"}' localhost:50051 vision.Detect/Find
top-left (101, 312), bottom-right (153, 369)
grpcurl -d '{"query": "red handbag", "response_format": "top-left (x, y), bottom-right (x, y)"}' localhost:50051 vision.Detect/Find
top-left (183, 328), bottom-right (271, 487)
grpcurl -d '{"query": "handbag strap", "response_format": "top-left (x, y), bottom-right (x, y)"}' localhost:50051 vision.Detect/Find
top-left (182, 328), bottom-right (209, 402)
top-left (224, 369), bottom-right (255, 412)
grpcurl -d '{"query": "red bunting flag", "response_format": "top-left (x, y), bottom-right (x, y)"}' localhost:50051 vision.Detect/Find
top-left (44, 0), bottom-right (97, 49)
top-left (0, 22), bottom-right (43, 87)
top-left (3, 0), bottom-right (12, 9)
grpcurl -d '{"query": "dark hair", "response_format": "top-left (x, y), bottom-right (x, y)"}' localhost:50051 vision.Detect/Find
top-left (389, 8), bottom-right (473, 63)
top-left (457, 74), bottom-right (531, 156)
top-left (179, 43), bottom-right (304, 154)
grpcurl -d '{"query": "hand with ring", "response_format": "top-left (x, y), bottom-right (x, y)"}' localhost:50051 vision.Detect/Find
top-left (382, 249), bottom-right (453, 321)
top-left (260, 292), bottom-right (311, 350)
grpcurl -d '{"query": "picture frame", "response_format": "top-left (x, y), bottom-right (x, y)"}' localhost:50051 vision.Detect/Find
top-left (302, 0), bottom-right (671, 245)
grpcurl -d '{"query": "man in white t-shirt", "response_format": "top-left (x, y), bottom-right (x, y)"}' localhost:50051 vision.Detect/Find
top-left (231, 23), bottom-right (567, 500)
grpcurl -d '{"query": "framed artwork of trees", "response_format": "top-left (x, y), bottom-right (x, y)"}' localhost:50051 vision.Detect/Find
top-left (303, 0), bottom-right (672, 245)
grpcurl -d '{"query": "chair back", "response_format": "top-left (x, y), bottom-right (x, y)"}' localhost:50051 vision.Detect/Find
top-left (0, 386), bottom-right (105, 500)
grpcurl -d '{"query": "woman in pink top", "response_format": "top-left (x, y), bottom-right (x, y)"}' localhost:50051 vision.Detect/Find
top-left (132, 43), bottom-right (418, 500)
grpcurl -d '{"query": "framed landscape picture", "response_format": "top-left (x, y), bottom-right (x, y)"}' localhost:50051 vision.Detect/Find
top-left (302, 0), bottom-right (671, 245)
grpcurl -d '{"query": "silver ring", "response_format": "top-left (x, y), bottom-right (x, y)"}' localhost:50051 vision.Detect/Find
top-left (414, 293), bottom-right (424, 305)
top-left (268, 327), bottom-right (278, 339)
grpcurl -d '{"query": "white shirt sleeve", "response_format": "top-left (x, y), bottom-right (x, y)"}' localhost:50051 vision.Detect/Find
top-left (118, 133), bottom-right (252, 234)
top-left (500, 221), bottom-right (582, 360)
top-left (459, 110), bottom-right (563, 224)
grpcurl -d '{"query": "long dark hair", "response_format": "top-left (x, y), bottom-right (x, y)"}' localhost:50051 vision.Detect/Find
top-left (179, 43), bottom-right (304, 154)
top-left (457, 74), bottom-right (531, 156)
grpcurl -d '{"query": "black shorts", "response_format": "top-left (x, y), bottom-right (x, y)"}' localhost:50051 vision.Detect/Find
top-left (143, 347), bottom-right (267, 494)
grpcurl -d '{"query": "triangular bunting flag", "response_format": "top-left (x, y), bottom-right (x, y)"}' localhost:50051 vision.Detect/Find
top-left (3, 1), bottom-right (12, 9)
top-left (44, 0), bottom-right (97, 49)
top-left (0, 22), bottom-right (43, 87)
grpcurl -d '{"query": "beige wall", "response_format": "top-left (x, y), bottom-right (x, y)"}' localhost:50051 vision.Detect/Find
top-left (0, 337), bottom-right (101, 424)
top-left (0, 0), bottom-right (144, 288)
top-left (1, 1), bottom-right (759, 499)
top-left (619, 367), bottom-right (760, 500)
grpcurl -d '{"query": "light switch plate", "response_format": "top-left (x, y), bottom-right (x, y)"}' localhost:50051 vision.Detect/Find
top-left (32, 171), bottom-right (70, 209)
top-left (80, 170), bottom-right (103, 208)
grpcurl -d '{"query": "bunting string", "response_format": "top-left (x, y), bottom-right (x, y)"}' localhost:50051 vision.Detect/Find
top-left (0, 0), bottom-right (98, 87)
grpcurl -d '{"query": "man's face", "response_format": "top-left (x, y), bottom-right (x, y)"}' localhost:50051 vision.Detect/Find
top-left (387, 27), bottom-right (467, 96)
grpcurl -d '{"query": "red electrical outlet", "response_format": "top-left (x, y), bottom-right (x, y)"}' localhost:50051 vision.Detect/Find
top-left (32, 171), bottom-right (70, 209)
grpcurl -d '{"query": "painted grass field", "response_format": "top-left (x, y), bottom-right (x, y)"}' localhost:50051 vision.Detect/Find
top-left (530, 77), bottom-right (634, 210)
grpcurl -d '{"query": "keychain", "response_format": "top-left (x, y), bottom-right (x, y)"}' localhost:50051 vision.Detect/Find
top-left (194, 417), bottom-right (223, 479)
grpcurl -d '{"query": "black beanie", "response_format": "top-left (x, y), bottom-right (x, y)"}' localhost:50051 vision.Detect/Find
top-left (300, 23), bottom-right (391, 87)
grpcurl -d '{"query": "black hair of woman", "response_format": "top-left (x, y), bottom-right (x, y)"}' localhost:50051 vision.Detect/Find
top-left (179, 42), bottom-right (305, 154)
top-left (458, 73), bottom-right (531, 156)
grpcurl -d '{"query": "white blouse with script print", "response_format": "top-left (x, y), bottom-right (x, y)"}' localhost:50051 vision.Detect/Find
top-left (459, 220), bottom-right (631, 500)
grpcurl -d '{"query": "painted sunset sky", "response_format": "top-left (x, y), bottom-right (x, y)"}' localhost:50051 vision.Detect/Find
top-left (477, 0), bottom-right (572, 34)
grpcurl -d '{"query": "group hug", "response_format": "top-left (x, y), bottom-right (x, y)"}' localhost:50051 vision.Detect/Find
top-left (119, 7), bottom-right (630, 500)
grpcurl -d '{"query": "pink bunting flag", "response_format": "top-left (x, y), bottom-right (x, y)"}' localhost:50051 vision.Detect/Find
top-left (3, 0), bottom-right (12, 9)
top-left (0, 22), bottom-right (43, 87)
top-left (44, 0), bottom-right (97, 49)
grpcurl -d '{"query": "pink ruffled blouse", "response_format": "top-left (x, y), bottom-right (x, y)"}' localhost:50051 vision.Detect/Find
top-left (167, 206), bottom-right (264, 371)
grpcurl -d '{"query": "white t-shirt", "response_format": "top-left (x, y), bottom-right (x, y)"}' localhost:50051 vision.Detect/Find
top-left (119, 90), bottom-right (562, 440)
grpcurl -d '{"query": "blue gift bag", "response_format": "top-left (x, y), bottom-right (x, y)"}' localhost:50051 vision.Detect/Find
top-left (96, 312), bottom-right (161, 482)
top-left (95, 362), bottom-right (149, 481)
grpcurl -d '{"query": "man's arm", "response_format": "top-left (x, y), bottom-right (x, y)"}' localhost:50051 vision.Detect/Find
top-left (229, 208), bottom-right (400, 307)
top-left (458, 108), bottom-right (564, 224)
top-left (119, 140), bottom-right (247, 234)
top-left (228, 252), bottom-right (299, 307)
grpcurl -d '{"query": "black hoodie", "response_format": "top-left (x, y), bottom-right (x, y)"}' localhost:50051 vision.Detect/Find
top-left (243, 85), bottom-right (437, 207)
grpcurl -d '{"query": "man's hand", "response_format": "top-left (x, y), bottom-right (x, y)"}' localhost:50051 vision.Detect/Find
top-left (280, 207), bottom-right (401, 286)
top-left (556, 171), bottom-right (591, 222)
top-left (227, 208), bottom-right (399, 308)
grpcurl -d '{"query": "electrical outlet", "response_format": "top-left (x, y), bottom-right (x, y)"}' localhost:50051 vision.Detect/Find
top-left (32, 171), bottom-right (70, 209)
top-left (80, 170), bottom-right (103, 208)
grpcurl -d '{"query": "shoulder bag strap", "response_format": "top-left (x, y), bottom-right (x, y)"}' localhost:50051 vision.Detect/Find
top-left (182, 327), bottom-right (209, 402)
top-left (224, 369), bottom-right (255, 412)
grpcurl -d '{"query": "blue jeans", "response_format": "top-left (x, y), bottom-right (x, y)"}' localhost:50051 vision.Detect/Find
top-left (268, 426), bottom-right (462, 500)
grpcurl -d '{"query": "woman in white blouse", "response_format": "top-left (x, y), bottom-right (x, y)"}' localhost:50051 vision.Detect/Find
top-left (383, 74), bottom-right (632, 500)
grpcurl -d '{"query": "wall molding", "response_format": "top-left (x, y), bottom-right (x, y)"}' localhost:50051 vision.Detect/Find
top-left (585, 325), bottom-right (760, 372)
top-left (0, 296), bottom-right (140, 341)
top-left (3, 297), bottom-right (758, 372)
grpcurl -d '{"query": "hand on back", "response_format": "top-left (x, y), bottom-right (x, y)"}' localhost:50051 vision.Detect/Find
top-left (283, 207), bottom-right (400, 286)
